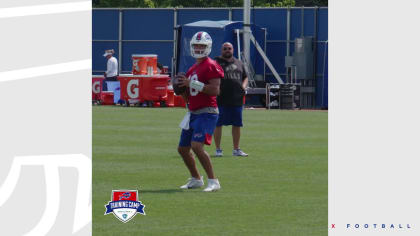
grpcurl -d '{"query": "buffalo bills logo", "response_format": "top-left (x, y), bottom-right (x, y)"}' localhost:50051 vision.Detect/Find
top-left (194, 133), bottom-right (203, 138)
top-left (119, 192), bottom-right (131, 200)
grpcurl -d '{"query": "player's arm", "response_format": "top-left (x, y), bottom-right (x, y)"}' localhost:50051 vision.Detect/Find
top-left (241, 62), bottom-right (249, 90)
top-left (178, 77), bottom-right (221, 96)
top-left (242, 77), bottom-right (248, 90)
top-left (201, 78), bottom-right (220, 96)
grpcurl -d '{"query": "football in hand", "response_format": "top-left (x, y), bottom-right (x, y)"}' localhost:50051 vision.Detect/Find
top-left (172, 72), bottom-right (187, 95)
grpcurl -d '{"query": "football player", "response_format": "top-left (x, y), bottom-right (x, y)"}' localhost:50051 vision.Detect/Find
top-left (176, 31), bottom-right (224, 192)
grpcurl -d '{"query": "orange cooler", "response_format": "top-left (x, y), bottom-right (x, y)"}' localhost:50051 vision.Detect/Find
top-left (132, 54), bottom-right (157, 75)
top-left (147, 54), bottom-right (157, 75)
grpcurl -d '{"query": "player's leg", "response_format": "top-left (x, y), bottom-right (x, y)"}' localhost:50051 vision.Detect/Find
top-left (190, 113), bottom-right (221, 191)
top-left (191, 141), bottom-right (215, 179)
top-left (191, 141), bottom-right (220, 192)
top-left (213, 126), bottom-right (223, 156)
top-left (177, 146), bottom-right (200, 179)
top-left (232, 126), bottom-right (241, 150)
top-left (178, 126), bottom-right (203, 189)
top-left (214, 106), bottom-right (225, 157)
top-left (231, 106), bottom-right (248, 157)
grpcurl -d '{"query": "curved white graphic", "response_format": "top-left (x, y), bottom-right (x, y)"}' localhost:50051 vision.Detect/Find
top-left (127, 79), bottom-right (139, 98)
top-left (93, 81), bottom-right (101, 94)
top-left (0, 60), bottom-right (91, 83)
top-left (0, 1), bottom-right (91, 19)
top-left (0, 154), bottom-right (91, 235)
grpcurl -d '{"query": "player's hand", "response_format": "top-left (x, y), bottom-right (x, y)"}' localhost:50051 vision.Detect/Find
top-left (177, 75), bottom-right (190, 88)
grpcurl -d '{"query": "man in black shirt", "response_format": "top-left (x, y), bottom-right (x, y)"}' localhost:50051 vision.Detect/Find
top-left (213, 42), bottom-right (249, 157)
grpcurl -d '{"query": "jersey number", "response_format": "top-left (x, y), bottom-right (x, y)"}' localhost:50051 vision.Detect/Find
top-left (189, 74), bottom-right (199, 96)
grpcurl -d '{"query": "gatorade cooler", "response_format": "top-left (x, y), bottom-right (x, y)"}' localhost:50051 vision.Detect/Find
top-left (118, 74), bottom-right (141, 104)
top-left (132, 54), bottom-right (157, 75)
top-left (139, 75), bottom-right (169, 102)
top-left (132, 54), bottom-right (147, 75)
top-left (100, 91), bottom-right (114, 105)
top-left (146, 54), bottom-right (157, 75)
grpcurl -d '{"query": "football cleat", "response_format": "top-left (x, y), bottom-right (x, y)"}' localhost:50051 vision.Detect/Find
top-left (203, 179), bottom-right (221, 192)
top-left (233, 149), bottom-right (248, 157)
top-left (215, 149), bottom-right (223, 157)
top-left (180, 176), bottom-right (204, 189)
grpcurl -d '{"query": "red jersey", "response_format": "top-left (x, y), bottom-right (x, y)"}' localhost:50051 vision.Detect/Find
top-left (185, 57), bottom-right (224, 111)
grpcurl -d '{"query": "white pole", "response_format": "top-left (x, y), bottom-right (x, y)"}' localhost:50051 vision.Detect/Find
top-left (249, 33), bottom-right (284, 84)
top-left (243, 0), bottom-right (251, 64)
top-left (235, 29), bottom-right (241, 60)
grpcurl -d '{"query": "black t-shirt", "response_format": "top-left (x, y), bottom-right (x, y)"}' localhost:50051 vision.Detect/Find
top-left (215, 56), bottom-right (248, 106)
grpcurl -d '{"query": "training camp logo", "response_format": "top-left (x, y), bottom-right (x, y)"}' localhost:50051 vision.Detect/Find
top-left (104, 190), bottom-right (146, 223)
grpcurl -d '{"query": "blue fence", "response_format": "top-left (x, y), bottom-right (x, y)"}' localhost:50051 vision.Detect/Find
top-left (93, 7), bottom-right (328, 108)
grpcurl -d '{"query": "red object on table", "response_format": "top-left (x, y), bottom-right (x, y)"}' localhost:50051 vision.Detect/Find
top-left (139, 75), bottom-right (169, 102)
top-left (92, 75), bottom-right (104, 101)
top-left (118, 74), bottom-right (170, 105)
top-left (118, 74), bottom-right (141, 103)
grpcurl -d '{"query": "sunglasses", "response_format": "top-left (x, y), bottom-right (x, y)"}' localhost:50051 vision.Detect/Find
top-left (223, 47), bottom-right (232, 51)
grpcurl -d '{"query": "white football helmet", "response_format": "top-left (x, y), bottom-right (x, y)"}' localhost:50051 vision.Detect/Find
top-left (190, 31), bottom-right (212, 58)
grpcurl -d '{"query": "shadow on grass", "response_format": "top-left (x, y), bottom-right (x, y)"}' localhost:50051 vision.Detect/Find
top-left (141, 189), bottom-right (183, 194)
top-left (171, 154), bottom-right (236, 159)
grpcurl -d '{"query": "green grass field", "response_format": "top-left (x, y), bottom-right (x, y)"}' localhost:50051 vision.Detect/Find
top-left (93, 106), bottom-right (327, 235)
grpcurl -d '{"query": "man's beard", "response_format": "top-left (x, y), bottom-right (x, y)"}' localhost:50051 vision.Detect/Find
top-left (223, 52), bottom-right (232, 59)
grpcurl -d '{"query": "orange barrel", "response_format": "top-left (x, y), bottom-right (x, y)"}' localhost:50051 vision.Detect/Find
top-left (132, 54), bottom-right (147, 75)
top-left (146, 54), bottom-right (158, 75)
top-left (132, 54), bottom-right (158, 75)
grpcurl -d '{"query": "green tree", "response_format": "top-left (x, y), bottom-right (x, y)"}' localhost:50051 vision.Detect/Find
top-left (93, 0), bottom-right (298, 8)
top-left (94, 0), bottom-right (156, 8)
top-left (295, 0), bottom-right (327, 6)
top-left (253, 0), bottom-right (295, 7)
